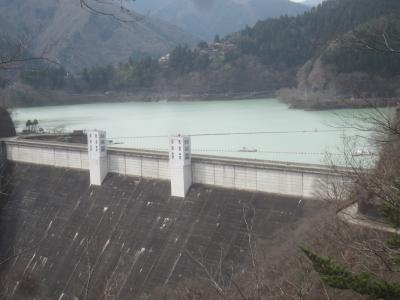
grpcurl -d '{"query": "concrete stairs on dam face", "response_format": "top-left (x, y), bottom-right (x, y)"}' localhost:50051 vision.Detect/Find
top-left (0, 162), bottom-right (319, 299)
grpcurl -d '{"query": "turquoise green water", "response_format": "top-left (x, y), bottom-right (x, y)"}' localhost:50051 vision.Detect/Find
top-left (12, 98), bottom-right (379, 164)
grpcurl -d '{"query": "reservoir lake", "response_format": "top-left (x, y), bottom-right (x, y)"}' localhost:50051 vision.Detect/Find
top-left (12, 98), bottom-right (378, 164)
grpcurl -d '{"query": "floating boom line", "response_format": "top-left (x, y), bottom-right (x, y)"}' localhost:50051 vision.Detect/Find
top-left (109, 128), bottom-right (352, 140)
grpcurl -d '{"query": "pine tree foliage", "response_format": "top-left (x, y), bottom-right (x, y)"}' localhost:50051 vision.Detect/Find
top-left (302, 248), bottom-right (400, 300)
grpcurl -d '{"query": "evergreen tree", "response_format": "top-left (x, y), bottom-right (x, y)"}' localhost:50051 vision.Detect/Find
top-left (302, 248), bottom-right (400, 300)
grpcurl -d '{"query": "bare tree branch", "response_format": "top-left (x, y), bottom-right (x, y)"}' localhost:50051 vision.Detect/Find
top-left (0, 35), bottom-right (60, 71)
top-left (338, 17), bottom-right (400, 55)
top-left (0, 1), bottom-right (145, 73)
top-left (80, 0), bottom-right (145, 23)
top-left (183, 248), bottom-right (225, 298)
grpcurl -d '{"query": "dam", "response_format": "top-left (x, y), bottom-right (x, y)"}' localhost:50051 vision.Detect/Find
top-left (1, 133), bottom-right (342, 199)
top-left (0, 108), bottom-right (347, 299)
top-left (0, 161), bottom-right (320, 299)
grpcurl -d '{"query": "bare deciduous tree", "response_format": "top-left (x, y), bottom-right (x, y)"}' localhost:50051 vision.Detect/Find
top-left (0, 0), bottom-right (143, 72)
top-left (0, 35), bottom-right (58, 71)
top-left (339, 16), bottom-right (400, 55)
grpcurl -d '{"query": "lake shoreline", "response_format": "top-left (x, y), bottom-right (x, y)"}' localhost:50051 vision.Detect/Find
top-left (2, 89), bottom-right (274, 109)
top-left (3, 89), bottom-right (397, 111)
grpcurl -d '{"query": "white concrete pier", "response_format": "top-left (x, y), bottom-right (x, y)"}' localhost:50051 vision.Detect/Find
top-left (169, 135), bottom-right (192, 198)
top-left (87, 130), bottom-right (108, 186)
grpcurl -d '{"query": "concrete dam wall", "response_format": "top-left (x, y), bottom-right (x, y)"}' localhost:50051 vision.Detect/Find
top-left (3, 138), bottom-right (335, 198)
top-left (0, 162), bottom-right (314, 299)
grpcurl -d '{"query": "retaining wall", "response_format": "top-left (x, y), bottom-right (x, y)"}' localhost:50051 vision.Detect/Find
top-left (4, 139), bottom-right (170, 181)
top-left (6, 140), bottom-right (89, 170)
top-left (3, 138), bottom-right (340, 199)
top-left (192, 157), bottom-right (334, 198)
top-left (107, 149), bottom-right (170, 180)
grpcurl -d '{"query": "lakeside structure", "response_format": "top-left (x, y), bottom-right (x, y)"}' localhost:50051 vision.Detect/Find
top-left (0, 120), bottom-right (347, 298)
top-left (0, 130), bottom-right (346, 199)
top-left (0, 162), bottom-right (314, 299)
top-left (87, 130), bottom-right (108, 186)
top-left (169, 135), bottom-right (192, 197)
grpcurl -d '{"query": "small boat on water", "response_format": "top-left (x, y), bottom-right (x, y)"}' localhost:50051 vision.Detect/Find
top-left (107, 140), bottom-right (123, 145)
top-left (238, 147), bottom-right (257, 153)
top-left (353, 148), bottom-right (374, 156)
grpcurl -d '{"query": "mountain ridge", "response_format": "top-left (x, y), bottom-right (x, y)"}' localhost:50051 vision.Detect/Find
top-left (0, 0), bottom-right (196, 71)
top-left (3, 0), bottom-right (400, 109)
top-left (132, 0), bottom-right (308, 40)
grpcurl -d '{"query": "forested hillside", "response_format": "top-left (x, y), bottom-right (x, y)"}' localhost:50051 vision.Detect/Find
top-left (0, 0), bottom-right (194, 71)
top-left (232, 0), bottom-right (400, 67)
top-left (4, 0), bottom-right (400, 108)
